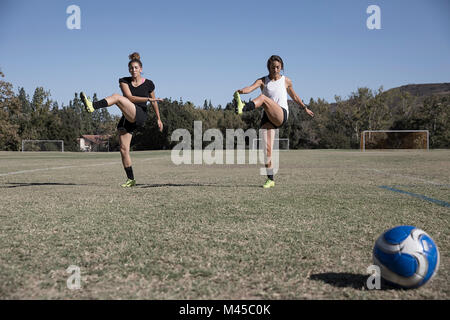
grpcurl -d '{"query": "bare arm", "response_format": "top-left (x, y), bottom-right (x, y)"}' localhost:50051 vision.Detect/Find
top-left (237, 78), bottom-right (264, 94)
top-left (149, 91), bottom-right (161, 120)
top-left (149, 91), bottom-right (164, 132)
top-left (286, 77), bottom-right (314, 117)
top-left (120, 82), bottom-right (162, 104)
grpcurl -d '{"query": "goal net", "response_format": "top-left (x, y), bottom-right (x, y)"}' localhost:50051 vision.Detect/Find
top-left (360, 130), bottom-right (429, 151)
top-left (22, 140), bottom-right (64, 152)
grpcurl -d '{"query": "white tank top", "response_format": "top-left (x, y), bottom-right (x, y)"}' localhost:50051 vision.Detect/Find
top-left (262, 75), bottom-right (289, 116)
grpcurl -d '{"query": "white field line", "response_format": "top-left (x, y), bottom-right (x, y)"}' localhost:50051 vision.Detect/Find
top-left (0, 156), bottom-right (167, 177)
top-left (366, 168), bottom-right (449, 186)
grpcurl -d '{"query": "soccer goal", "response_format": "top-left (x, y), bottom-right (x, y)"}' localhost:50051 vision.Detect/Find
top-left (360, 130), bottom-right (429, 151)
top-left (21, 140), bottom-right (64, 152)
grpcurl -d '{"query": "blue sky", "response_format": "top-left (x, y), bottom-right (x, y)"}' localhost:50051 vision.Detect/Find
top-left (1, 0), bottom-right (449, 115)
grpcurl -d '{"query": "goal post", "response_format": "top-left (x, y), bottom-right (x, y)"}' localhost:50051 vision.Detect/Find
top-left (360, 130), bottom-right (429, 151)
top-left (21, 140), bottom-right (64, 152)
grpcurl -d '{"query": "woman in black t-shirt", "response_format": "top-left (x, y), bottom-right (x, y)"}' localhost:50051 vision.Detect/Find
top-left (80, 52), bottom-right (163, 187)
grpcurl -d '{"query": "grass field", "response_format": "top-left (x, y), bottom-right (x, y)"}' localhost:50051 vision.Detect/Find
top-left (0, 149), bottom-right (449, 300)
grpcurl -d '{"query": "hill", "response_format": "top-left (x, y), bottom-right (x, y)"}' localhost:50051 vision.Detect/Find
top-left (388, 83), bottom-right (450, 97)
top-left (320, 82), bottom-right (450, 113)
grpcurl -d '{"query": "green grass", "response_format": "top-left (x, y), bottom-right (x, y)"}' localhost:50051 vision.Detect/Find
top-left (0, 150), bottom-right (449, 299)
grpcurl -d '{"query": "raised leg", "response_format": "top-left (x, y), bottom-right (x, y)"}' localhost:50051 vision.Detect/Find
top-left (252, 94), bottom-right (284, 127)
top-left (105, 94), bottom-right (137, 123)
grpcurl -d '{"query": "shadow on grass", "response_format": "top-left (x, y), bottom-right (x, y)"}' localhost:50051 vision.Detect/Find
top-left (1, 182), bottom-right (262, 189)
top-left (137, 183), bottom-right (261, 188)
top-left (0, 182), bottom-right (84, 188)
top-left (309, 273), bottom-right (401, 291)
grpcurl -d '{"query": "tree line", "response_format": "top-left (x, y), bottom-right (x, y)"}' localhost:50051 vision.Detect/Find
top-left (1, 71), bottom-right (448, 151)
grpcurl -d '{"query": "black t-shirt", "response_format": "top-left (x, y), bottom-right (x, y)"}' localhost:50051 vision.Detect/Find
top-left (119, 77), bottom-right (155, 110)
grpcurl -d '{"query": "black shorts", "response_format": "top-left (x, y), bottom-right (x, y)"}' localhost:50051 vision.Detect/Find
top-left (117, 105), bottom-right (148, 133)
top-left (261, 107), bottom-right (288, 129)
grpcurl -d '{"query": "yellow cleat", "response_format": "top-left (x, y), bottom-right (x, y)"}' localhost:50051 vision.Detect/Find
top-left (121, 179), bottom-right (136, 188)
top-left (80, 92), bottom-right (94, 113)
top-left (263, 179), bottom-right (275, 189)
top-left (233, 91), bottom-right (244, 115)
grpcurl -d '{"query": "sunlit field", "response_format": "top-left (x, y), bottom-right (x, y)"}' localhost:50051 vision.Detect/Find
top-left (0, 150), bottom-right (448, 299)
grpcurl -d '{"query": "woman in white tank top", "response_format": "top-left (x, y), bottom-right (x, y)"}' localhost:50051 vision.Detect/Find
top-left (233, 55), bottom-right (314, 188)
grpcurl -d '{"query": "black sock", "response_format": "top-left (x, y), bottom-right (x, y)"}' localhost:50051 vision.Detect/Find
top-left (243, 101), bottom-right (255, 112)
top-left (124, 166), bottom-right (134, 180)
top-left (267, 168), bottom-right (274, 181)
top-left (93, 99), bottom-right (108, 109)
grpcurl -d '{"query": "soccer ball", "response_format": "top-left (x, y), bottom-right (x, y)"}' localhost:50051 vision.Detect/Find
top-left (373, 225), bottom-right (440, 288)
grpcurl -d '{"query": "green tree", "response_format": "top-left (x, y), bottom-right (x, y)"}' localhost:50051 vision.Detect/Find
top-left (0, 72), bottom-right (21, 150)
top-left (410, 95), bottom-right (450, 148)
top-left (334, 88), bottom-right (376, 148)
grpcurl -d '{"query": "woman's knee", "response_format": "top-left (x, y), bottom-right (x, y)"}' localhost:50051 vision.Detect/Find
top-left (119, 143), bottom-right (129, 154)
top-left (107, 93), bottom-right (121, 104)
top-left (117, 95), bottom-right (133, 107)
top-left (259, 94), bottom-right (270, 103)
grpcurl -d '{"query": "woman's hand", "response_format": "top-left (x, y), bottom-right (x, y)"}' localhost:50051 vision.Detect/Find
top-left (157, 119), bottom-right (163, 132)
top-left (304, 106), bottom-right (314, 117)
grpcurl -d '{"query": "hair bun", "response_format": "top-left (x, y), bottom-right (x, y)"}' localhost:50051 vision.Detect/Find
top-left (129, 52), bottom-right (140, 61)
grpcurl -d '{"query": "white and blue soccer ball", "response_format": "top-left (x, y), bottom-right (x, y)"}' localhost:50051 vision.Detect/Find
top-left (373, 225), bottom-right (440, 288)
